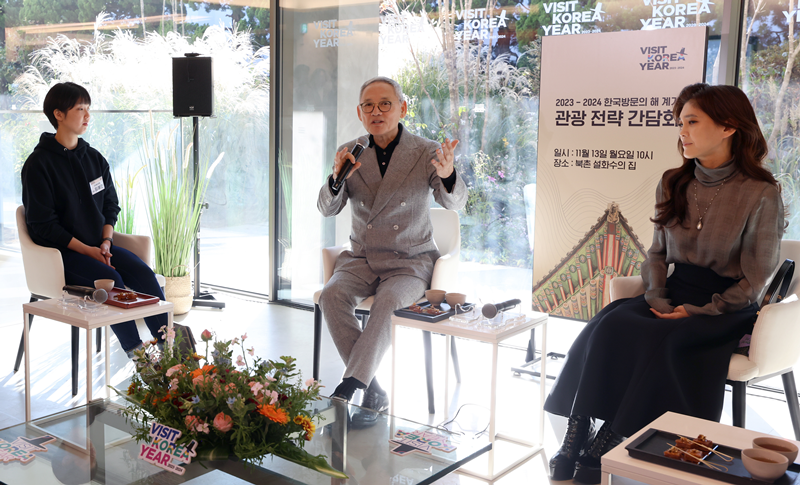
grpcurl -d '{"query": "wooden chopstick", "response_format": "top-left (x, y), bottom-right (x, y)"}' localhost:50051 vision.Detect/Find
top-left (676, 435), bottom-right (734, 462)
top-left (665, 443), bottom-right (729, 472)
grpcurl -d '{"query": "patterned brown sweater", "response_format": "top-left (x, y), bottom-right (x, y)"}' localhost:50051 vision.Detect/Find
top-left (641, 159), bottom-right (784, 316)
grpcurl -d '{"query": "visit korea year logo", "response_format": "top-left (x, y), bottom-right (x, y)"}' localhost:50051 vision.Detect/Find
top-left (639, 45), bottom-right (687, 71)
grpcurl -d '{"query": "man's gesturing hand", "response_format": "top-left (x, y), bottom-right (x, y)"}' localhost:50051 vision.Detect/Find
top-left (431, 138), bottom-right (459, 178)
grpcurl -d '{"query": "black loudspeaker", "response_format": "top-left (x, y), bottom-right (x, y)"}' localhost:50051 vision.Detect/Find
top-left (172, 55), bottom-right (213, 117)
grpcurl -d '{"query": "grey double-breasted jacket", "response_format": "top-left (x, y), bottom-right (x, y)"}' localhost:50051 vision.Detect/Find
top-left (317, 128), bottom-right (468, 285)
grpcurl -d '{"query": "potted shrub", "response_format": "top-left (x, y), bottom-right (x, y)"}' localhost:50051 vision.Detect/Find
top-left (141, 115), bottom-right (223, 314)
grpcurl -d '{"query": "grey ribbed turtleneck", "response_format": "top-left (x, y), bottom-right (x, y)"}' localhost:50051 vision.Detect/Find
top-left (641, 159), bottom-right (784, 315)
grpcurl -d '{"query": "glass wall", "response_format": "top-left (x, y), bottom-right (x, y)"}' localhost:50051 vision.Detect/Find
top-left (0, 1), bottom-right (270, 294)
top-left (274, 0), bottom-right (737, 307)
top-left (739, 0), bottom-right (800, 235)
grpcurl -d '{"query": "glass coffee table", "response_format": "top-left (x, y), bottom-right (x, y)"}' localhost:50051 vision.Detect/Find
top-left (0, 397), bottom-right (491, 484)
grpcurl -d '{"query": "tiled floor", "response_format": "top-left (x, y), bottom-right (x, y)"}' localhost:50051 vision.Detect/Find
top-left (1, 248), bottom-right (799, 484)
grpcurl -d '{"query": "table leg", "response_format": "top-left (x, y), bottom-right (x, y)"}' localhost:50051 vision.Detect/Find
top-left (488, 341), bottom-right (499, 477)
top-left (601, 471), bottom-right (611, 485)
top-left (391, 323), bottom-right (396, 415)
top-left (167, 311), bottom-right (174, 353)
top-left (105, 326), bottom-right (111, 399)
top-left (539, 321), bottom-right (547, 446)
top-left (86, 327), bottom-right (93, 403)
top-left (24, 311), bottom-right (31, 422)
top-left (444, 335), bottom-right (451, 421)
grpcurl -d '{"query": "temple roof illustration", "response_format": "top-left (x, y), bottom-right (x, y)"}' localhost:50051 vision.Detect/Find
top-left (532, 202), bottom-right (647, 321)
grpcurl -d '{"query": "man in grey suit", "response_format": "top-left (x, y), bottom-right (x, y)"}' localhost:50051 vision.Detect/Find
top-left (317, 77), bottom-right (467, 423)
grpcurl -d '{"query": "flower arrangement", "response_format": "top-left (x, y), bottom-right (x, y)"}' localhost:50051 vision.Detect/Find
top-left (113, 328), bottom-right (346, 478)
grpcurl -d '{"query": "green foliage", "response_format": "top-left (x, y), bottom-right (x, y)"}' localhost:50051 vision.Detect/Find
top-left (397, 37), bottom-right (539, 267)
top-left (114, 330), bottom-right (345, 478)
top-left (115, 163), bottom-right (145, 235)
top-left (141, 116), bottom-right (220, 278)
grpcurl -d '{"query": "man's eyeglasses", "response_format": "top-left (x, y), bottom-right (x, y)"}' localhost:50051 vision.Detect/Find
top-left (360, 101), bottom-right (393, 113)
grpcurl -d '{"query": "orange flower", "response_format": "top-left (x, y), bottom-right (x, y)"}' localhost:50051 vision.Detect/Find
top-left (257, 404), bottom-right (289, 424)
top-left (189, 364), bottom-right (216, 380)
top-left (293, 415), bottom-right (315, 439)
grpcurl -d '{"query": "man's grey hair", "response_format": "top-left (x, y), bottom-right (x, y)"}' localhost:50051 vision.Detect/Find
top-left (359, 76), bottom-right (405, 103)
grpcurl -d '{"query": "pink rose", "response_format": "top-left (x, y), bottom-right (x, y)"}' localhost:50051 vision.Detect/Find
top-left (213, 412), bottom-right (234, 433)
top-left (185, 415), bottom-right (200, 429)
top-left (200, 329), bottom-right (213, 342)
top-left (193, 374), bottom-right (211, 387)
top-left (166, 364), bottom-right (184, 377)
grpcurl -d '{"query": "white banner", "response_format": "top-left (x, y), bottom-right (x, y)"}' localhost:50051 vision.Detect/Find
top-left (532, 27), bottom-right (707, 321)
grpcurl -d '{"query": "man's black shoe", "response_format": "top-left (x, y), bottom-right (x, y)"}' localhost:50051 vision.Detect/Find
top-left (350, 389), bottom-right (389, 429)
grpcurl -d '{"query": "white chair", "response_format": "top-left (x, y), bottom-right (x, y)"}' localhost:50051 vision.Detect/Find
top-left (312, 208), bottom-right (462, 414)
top-left (608, 240), bottom-right (800, 439)
top-left (14, 205), bottom-right (160, 396)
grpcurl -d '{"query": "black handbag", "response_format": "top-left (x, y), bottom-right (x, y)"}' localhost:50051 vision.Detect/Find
top-left (172, 323), bottom-right (197, 357)
top-left (734, 258), bottom-right (795, 355)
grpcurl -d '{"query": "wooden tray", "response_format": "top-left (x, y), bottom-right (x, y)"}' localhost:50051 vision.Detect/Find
top-left (104, 288), bottom-right (160, 309)
top-left (394, 301), bottom-right (474, 323)
top-left (626, 428), bottom-right (800, 484)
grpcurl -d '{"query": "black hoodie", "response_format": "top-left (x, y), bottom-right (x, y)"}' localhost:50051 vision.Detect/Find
top-left (21, 133), bottom-right (120, 250)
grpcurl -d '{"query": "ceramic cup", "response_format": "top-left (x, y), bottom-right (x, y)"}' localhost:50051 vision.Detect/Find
top-left (741, 448), bottom-right (789, 482)
top-left (94, 279), bottom-right (115, 292)
top-left (425, 289), bottom-right (446, 307)
top-left (445, 292), bottom-right (467, 307)
top-left (753, 437), bottom-right (799, 464)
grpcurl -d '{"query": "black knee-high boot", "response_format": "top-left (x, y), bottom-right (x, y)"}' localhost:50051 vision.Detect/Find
top-left (573, 421), bottom-right (626, 484)
top-left (549, 415), bottom-right (596, 481)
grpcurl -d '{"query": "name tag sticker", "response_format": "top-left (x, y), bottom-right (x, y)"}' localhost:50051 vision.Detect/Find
top-left (90, 177), bottom-right (105, 195)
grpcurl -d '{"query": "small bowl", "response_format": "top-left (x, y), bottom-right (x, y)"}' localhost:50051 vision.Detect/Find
top-left (425, 289), bottom-right (446, 307)
top-left (754, 437), bottom-right (799, 464)
top-left (94, 279), bottom-right (115, 292)
top-left (445, 292), bottom-right (467, 306)
top-left (742, 448), bottom-right (789, 482)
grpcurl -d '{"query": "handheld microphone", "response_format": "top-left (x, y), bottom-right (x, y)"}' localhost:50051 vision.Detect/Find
top-left (482, 298), bottom-right (521, 319)
top-left (63, 285), bottom-right (108, 304)
top-left (332, 135), bottom-right (369, 191)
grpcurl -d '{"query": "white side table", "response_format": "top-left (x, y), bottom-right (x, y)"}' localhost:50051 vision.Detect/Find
top-left (391, 311), bottom-right (549, 481)
top-left (602, 411), bottom-right (800, 485)
top-left (22, 298), bottom-right (174, 421)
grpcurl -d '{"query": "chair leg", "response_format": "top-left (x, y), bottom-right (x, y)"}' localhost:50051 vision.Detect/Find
top-left (450, 338), bottom-right (462, 383)
top-left (731, 381), bottom-right (746, 428)
top-left (781, 371), bottom-right (800, 441)
top-left (72, 326), bottom-right (79, 397)
top-left (313, 304), bottom-right (322, 382)
top-left (14, 296), bottom-right (38, 373)
top-left (96, 328), bottom-right (102, 354)
top-left (422, 331), bottom-right (435, 414)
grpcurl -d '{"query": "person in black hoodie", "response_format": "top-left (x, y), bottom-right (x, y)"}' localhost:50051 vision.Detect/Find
top-left (21, 82), bottom-right (166, 358)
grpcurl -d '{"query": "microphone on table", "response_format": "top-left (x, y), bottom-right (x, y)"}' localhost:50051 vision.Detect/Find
top-left (332, 135), bottom-right (370, 191)
top-left (63, 285), bottom-right (108, 304)
top-left (482, 298), bottom-right (521, 319)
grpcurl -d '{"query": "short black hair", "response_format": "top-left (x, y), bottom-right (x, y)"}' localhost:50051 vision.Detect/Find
top-left (43, 82), bottom-right (91, 130)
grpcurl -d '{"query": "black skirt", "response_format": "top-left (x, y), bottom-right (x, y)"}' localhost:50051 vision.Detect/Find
top-left (543, 264), bottom-right (757, 437)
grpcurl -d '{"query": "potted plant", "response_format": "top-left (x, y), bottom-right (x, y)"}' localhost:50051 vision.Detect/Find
top-left (140, 114), bottom-right (223, 314)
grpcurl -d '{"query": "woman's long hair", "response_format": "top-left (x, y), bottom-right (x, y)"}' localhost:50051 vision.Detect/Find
top-left (651, 83), bottom-right (779, 227)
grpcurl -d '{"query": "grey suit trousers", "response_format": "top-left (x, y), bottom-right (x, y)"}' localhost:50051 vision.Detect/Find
top-left (319, 269), bottom-right (427, 386)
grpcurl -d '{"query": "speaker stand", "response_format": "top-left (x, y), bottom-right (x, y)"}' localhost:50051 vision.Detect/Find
top-left (191, 116), bottom-right (225, 310)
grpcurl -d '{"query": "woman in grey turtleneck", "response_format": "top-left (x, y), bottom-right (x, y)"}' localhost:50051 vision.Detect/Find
top-left (545, 84), bottom-right (785, 484)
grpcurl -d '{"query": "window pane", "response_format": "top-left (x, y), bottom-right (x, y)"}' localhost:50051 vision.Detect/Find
top-left (739, 0), bottom-right (800, 236)
top-left (0, 1), bottom-right (271, 296)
